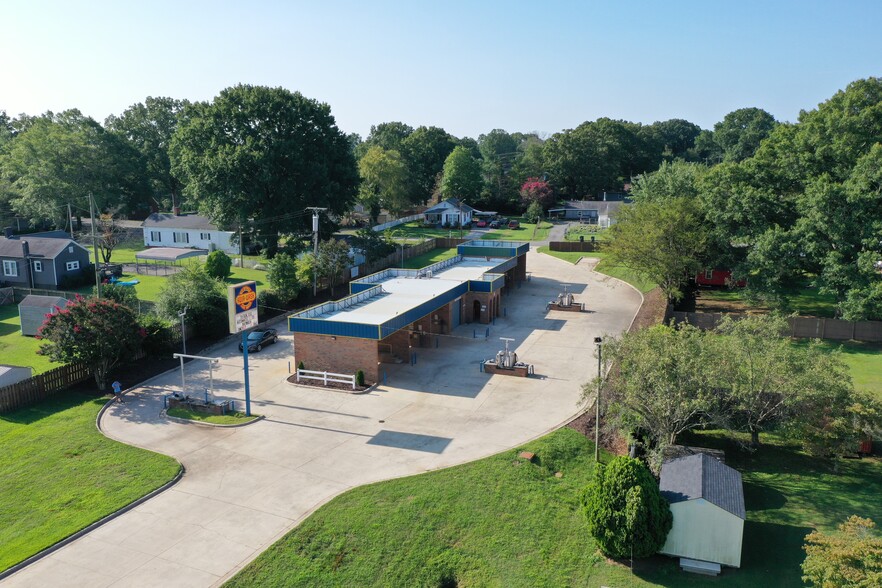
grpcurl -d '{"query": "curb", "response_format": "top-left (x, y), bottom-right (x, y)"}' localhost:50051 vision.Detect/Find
top-left (161, 409), bottom-right (265, 428)
top-left (0, 465), bottom-right (185, 581)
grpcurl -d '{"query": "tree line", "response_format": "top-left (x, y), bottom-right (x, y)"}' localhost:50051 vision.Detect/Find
top-left (606, 77), bottom-right (882, 321)
top-left (1, 82), bottom-right (768, 251)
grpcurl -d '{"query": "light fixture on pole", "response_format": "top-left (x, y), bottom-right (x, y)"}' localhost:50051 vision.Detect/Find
top-left (179, 306), bottom-right (188, 355)
top-left (594, 336), bottom-right (603, 462)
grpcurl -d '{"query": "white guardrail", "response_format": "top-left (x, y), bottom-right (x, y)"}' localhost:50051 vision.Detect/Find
top-left (296, 369), bottom-right (357, 390)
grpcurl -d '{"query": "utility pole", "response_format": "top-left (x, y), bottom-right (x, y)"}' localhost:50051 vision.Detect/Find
top-left (238, 223), bottom-right (244, 270)
top-left (89, 194), bottom-right (101, 297)
top-left (306, 207), bottom-right (327, 296)
top-left (67, 203), bottom-right (74, 238)
top-left (594, 336), bottom-right (603, 462)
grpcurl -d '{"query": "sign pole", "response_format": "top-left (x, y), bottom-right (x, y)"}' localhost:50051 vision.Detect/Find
top-left (242, 331), bottom-right (251, 416)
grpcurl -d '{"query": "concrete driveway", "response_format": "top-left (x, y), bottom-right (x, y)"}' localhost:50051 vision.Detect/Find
top-left (2, 250), bottom-right (642, 587)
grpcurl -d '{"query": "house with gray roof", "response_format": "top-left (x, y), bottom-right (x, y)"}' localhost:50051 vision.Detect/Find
top-left (423, 198), bottom-right (478, 227)
top-left (0, 229), bottom-right (91, 290)
top-left (142, 212), bottom-right (239, 254)
top-left (659, 453), bottom-right (746, 572)
top-left (547, 193), bottom-right (633, 227)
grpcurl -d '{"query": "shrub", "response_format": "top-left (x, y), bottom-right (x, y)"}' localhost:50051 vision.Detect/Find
top-left (356, 369), bottom-right (365, 386)
top-left (581, 456), bottom-right (672, 558)
top-left (298, 360), bottom-right (305, 371)
top-left (98, 283), bottom-right (138, 310)
top-left (257, 290), bottom-right (283, 321)
top-left (156, 265), bottom-right (228, 338)
top-left (204, 250), bottom-right (232, 279)
top-left (139, 314), bottom-right (176, 359)
top-left (267, 253), bottom-right (300, 302)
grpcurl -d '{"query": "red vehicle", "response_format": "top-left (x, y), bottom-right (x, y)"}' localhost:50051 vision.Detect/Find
top-left (696, 269), bottom-right (747, 288)
top-left (508, 220), bottom-right (520, 229)
top-left (476, 220), bottom-right (488, 228)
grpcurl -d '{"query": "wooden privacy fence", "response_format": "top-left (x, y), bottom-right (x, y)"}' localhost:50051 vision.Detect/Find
top-left (0, 362), bottom-right (92, 413)
top-left (549, 241), bottom-right (604, 253)
top-left (668, 311), bottom-right (882, 343)
top-left (0, 287), bottom-right (13, 305)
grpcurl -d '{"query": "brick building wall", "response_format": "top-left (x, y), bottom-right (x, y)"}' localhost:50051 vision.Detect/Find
top-left (463, 291), bottom-right (500, 324)
top-left (293, 332), bottom-right (380, 383)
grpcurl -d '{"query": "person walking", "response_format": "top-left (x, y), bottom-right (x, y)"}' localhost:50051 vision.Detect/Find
top-left (112, 380), bottom-right (123, 403)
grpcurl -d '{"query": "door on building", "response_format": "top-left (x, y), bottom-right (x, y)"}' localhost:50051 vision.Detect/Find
top-left (451, 298), bottom-right (461, 328)
top-left (473, 300), bottom-right (482, 323)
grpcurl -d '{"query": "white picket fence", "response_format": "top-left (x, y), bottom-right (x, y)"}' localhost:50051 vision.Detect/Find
top-left (296, 368), bottom-right (357, 390)
top-left (372, 214), bottom-right (423, 232)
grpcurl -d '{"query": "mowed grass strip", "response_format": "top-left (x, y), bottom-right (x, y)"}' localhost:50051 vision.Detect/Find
top-left (537, 246), bottom-right (656, 293)
top-left (225, 426), bottom-right (882, 587)
top-left (403, 248), bottom-right (458, 269)
top-left (0, 392), bottom-right (180, 572)
top-left (226, 429), bottom-right (618, 587)
top-left (166, 406), bottom-right (259, 425)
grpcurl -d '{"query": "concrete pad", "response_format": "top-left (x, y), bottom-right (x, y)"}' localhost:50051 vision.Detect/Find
top-left (2, 249), bottom-right (642, 588)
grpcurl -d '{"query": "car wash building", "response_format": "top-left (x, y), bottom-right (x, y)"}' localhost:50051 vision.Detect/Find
top-left (288, 240), bottom-right (528, 383)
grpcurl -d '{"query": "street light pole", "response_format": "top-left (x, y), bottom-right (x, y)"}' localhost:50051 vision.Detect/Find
top-left (594, 336), bottom-right (603, 462)
top-left (179, 306), bottom-right (188, 355)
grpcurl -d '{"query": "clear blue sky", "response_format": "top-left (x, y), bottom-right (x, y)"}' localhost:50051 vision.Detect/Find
top-left (3, 0), bottom-right (881, 139)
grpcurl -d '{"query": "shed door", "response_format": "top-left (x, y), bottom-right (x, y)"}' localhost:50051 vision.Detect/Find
top-left (451, 298), bottom-right (461, 328)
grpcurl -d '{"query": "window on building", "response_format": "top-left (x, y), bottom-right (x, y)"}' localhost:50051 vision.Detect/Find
top-left (150, 231), bottom-right (161, 242)
top-left (68, 246), bottom-right (74, 253)
top-left (33, 260), bottom-right (43, 272)
top-left (704, 269), bottom-right (714, 280)
top-left (2, 260), bottom-right (18, 277)
top-left (66, 261), bottom-right (80, 271)
top-left (173, 232), bottom-right (189, 244)
top-left (200, 232), bottom-right (211, 240)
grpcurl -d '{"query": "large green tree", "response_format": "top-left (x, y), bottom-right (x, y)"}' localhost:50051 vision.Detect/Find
top-left (105, 96), bottom-right (190, 211)
top-left (400, 126), bottom-right (456, 202)
top-left (606, 197), bottom-right (708, 302)
top-left (357, 146), bottom-right (411, 223)
top-left (37, 296), bottom-right (143, 389)
top-left (169, 85), bottom-right (358, 253)
top-left (1, 110), bottom-right (150, 225)
top-left (584, 324), bottom-right (716, 450)
top-left (581, 456), bottom-right (673, 559)
top-left (713, 107), bottom-right (777, 162)
top-left (440, 146), bottom-right (482, 203)
top-left (629, 160), bottom-right (707, 203)
top-left (649, 118), bottom-right (702, 159)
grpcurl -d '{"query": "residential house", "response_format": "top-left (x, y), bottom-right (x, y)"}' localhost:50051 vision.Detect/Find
top-left (142, 213), bottom-right (239, 254)
top-left (0, 229), bottom-right (91, 290)
top-left (548, 193), bottom-right (633, 227)
top-left (423, 198), bottom-right (477, 227)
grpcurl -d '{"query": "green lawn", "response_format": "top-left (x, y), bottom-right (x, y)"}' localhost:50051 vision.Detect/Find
top-left (537, 246), bottom-right (656, 294)
top-left (698, 287), bottom-right (839, 318)
top-left (0, 392), bottom-right (180, 572)
top-left (167, 406), bottom-right (260, 425)
top-left (0, 305), bottom-right (61, 374)
top-left (801, 340), bottom-right (882, 401)
top-left (403, 248), bottom-right (458, 269)
top-left (565, 224), bottom-right (609, 241)
top-left (387, 221), bottom-right (458, 240)
top-left (226, 426), bottom-right (882, 587)
top-left (483, 218), bottom-right (552, 241)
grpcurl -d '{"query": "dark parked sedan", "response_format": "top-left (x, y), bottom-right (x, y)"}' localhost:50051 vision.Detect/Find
top-left (239, 328), bottom-right (279, 352)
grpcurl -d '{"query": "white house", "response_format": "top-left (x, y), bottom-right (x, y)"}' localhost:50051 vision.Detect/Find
top-left (659, 453), bottom-right (746, 574)
top-left (423, 198), bottom-right (477, 227)
top-left (142, 213), bottom-right (239, 254)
